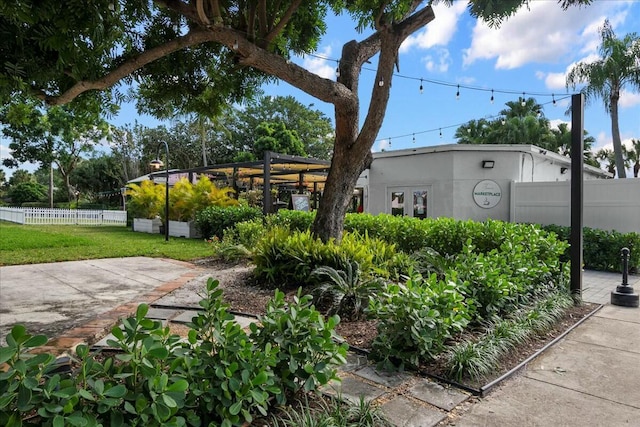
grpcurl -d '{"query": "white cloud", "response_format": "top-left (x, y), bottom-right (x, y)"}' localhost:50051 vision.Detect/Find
top-left (423, 48), bottom-right (451, 73)
top-left (0, 143), bottom-right (11, 161)
top-left (549, 119), bottom-right (570, 130)
top-left (400, 2), bottom-right (468, 53)
top-left (620, 90), bottom-right (640, 108)
top-left (301, 46), bottom-right (334, 79)
top-left (377, 139), bottom-right (390, 152)
top-left (463, 1), bottom-right (629, 69)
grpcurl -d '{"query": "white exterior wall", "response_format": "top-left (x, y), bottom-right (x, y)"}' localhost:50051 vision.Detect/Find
top-left (512, 179), bottom-right (640, 233)
top-left (361, 144), bottom-right (611, 223)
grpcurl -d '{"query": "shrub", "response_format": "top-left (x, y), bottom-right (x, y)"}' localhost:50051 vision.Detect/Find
top-left (310, 261), bottom-right (386, 321)
top-left (250, 289), bottom-right (347, 403)
top-left (126, 180), bottom-right (164, 219)
top-left (370, 270), bottom-right (471, 369)
top-left (0, 279), bottom-right (347, 426)
top-left (266, 210), bottom-right (315, 232)
top-left (8, 181), bottom-right (47, 205)
top-left (542, 224), bottom-right (640, 273)
top-left (195, 205), bottom-right (262, 239)
top-left (252, 228), bottom-right (410, 289)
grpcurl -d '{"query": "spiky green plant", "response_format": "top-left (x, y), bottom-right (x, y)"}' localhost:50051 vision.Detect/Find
top-left (310, 260), bottom-right (385, 321)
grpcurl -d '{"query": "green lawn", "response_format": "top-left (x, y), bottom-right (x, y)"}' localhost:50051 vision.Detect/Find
top-left (0, 221), bottom-right (212, 266)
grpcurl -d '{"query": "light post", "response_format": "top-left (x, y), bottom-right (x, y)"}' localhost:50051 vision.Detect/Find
top-left (150, 141), bottom-right (170, 242)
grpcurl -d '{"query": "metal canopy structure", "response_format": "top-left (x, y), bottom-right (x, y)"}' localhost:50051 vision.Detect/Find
top-left (153, 151), bottom-right (332, 215)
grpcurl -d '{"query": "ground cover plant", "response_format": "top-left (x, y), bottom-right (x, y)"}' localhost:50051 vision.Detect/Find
top-left (0, 279), bottom-right (347, 426)
top-left (0, 222), bottom-right (211, 266)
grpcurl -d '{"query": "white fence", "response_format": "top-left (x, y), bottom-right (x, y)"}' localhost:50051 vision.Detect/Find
top-left (0, 207), bottom-right (127, 226)
top-left (511, 179), bottom-right (640, 234)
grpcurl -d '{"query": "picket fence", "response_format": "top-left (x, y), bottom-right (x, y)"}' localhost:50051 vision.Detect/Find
top-left (0, 207), bottom-right (127, 226)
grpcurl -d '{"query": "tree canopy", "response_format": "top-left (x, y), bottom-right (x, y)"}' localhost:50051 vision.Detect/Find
top-left (0, 0), bottom-right (593, 240)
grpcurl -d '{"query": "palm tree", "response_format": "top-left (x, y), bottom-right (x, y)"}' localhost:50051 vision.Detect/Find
top-left (596, 148), bottom-right (630, 177)
top-left (566, 20), bottom-right (640, 179)
top-left (551, 123), bottom-right (599, 167)
top-left (623, 139), bottom-right (640, 177)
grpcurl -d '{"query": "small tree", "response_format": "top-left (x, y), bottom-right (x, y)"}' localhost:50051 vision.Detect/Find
top-left (126, 180), bottom-right (164, 219)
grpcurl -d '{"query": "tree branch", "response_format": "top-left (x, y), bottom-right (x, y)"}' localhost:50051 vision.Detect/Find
top-left (265, 0), bottom-right (302, 46)
top-left (41, 30), bottom-right (217, 106)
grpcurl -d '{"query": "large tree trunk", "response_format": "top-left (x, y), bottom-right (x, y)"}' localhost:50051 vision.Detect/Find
top-left (610, 92), bottom-right (627, 178)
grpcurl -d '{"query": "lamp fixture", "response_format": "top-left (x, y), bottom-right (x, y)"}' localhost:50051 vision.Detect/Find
top-left (482, 160), bottom-right (495, 169)
top-left (560, 167), bottom-right (568, 174)
top-left (521, 92), bottom-right (526, 107)
top-left (419, 79), bottom-right (423, 94)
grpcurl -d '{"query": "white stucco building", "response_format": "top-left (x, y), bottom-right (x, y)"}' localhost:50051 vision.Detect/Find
top-left (356, 144), bottom-right (611, 222)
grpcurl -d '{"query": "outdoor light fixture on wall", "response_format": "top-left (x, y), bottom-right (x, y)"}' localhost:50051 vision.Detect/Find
top-left (561, 167), bottom-right (569, 174)
top-left (150, 141), bottom-right (170, 242)
top-left (482, 160), bottom-right (495, 169)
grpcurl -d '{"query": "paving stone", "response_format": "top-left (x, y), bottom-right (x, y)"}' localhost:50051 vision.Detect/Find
top-left (92, 332), bottom-right (118, 348)
top-left (380, 396), bottom-right (446, 427)
top-left (234, 315), bottom-right (257, 329)
top-left (170, 310), bottom-right (201, 324)
top-left (339, 353), bottom-right (370, 372)
top-left (407, 378), bottom-right (469, 411)
top-left (353, 365), bottom-right (412, 388)
top-left (145, 307), bottom-right (179, 320)
top-left (321, 376), bottom-right (387, 404)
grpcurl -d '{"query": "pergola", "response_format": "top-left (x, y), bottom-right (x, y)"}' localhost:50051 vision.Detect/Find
top-left (155, 151), bottom-right (332, 215)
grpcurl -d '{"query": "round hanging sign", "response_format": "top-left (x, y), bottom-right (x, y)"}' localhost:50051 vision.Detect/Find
top-left (473, 180), bottom-right (502, 209)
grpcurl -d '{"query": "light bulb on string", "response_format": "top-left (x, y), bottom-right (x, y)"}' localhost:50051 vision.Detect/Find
top-left (552, 94), bottom-right (557, 106)
top-left (388, 138), bottom-right (391, 147)
top-left (419, 79), bottom-right (423, 94)
top-left (378, 76), bottom-right (384, 87)
top-left (501, 118), bottom-right (506, 125)
top-left (108, 2), bottom-right (115, 11)
top-left (233, 39), bottom-right (239, 50)
top-left (439, 128), bottom-right (442, 138)
top-left (490, 89), bottom-right (494, 104)
top-left (521, 92), bottom-right (526, 107)
top-left (456, 85), bottom-right (460, 100)
top-left (335, 61), bottom-right (340, 78)
top-left (412, 134), bottom-right (416, 144)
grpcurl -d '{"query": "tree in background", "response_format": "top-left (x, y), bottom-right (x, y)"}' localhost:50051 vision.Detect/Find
top-left (455, 98), bottom-right (601, 167)
top-left (1, 100), bottom-right (108, 201)
top-left (566, 20), bottom-right (640, 179)
top-left (0, 0), bottom-right (593, 241)
top-left (596, 148), bottom-right (630, 177)
top-left (71, 155), bottom-right (123, 206)
top-left (622, 139), bottom-right (640, 178)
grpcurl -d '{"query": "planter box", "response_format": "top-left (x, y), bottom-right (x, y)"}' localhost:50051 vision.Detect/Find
top-left (168, 220), bottom-right (202, 239)
top-left (133, 218), bottom-right (162, 234)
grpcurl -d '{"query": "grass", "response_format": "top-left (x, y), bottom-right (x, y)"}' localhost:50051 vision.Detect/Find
top-left (0, 221), bottom-right (212, 266)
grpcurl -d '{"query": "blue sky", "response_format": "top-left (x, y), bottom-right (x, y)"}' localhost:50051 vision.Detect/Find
top-left (2, 0), bottom-right (639, 177)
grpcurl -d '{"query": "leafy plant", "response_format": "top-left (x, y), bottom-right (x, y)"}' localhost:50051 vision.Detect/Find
top-left (195, 205), bottom-right (262, 240)
top-left (126, 180), bottom-right (164, 219)
top-left (310, 261), bottom-right (385, 321)
top-left (250, 289), bottom-right (348, 403)
top-left (370, 270), bottom-right (471, 369)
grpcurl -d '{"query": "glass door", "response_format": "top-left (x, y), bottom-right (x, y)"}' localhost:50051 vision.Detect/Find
top-left (388, 187), bottom-right (429, 218)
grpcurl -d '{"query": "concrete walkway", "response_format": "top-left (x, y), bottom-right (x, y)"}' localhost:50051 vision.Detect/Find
top-left (1, 258), bottom-right (638, 426)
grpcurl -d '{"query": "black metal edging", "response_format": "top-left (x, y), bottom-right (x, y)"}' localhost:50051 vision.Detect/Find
top-left (478, 302), bottom-right (603, 396)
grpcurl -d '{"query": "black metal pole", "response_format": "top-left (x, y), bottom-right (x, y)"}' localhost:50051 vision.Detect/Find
top-left (611, 247), bottom-right (639, 307)
top-left (263, 151), bottom-right (272, 216)
top-left (156, 141), bottom-right (170, 242)
top-left (570, 93), bottom-right (584, 297)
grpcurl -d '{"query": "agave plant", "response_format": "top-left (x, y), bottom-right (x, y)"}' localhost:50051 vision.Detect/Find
top-left (310, 260), bottom-right (384, 321)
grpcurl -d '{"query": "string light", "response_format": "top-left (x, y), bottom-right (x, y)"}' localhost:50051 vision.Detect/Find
top-left (412, 133), bottom-right (416, 144)
top-left (419, 79), bottom-right (423, 94)
top-left (108, 2), bottom-right (115, 11)
top-left (378, 76), bottom-right (384, 87)
top-left (490, 89), bottom-right (494, 104)
top-left (388, 137), bottom-right (391, 146)
top-left (439, 128), bottom-right (442, 138)
top-left (232, 39), bottom-right (239, 50)
top-left (521, 92), bottom-right (526, 107)
top-left (552, 94), bottom-right (557, 106)
top-left (456, 84), bottom-right (460, 100)
top-left (335, 61), bottom-right (340, 78)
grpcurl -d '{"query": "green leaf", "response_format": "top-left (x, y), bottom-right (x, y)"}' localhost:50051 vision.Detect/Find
top-left (23, 334), bottom-right (48, 348)
top-left (162, 393), bottom-right (177, 408)
top-left (104, 384), bottom-right (126, 398)
top-left (229, 400), bottom-right (242, 416)
top-left (136, 303), bottom-right (149, 320)
top-left (252, 370), bottom-right (268, 386)
top-left (53, 415), bottom-right (65, 427)
top-left (0, 346), bottom-right (16, 364)
top-left (78, 389), bottom-right (95, 401)
top-left (166, 379), bottom-right (189, 392)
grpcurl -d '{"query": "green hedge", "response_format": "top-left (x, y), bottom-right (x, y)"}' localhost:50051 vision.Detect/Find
top-left (195, 205), bottom-right (262, 239)
top-left (541, 224), bottom-right (640, 273)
